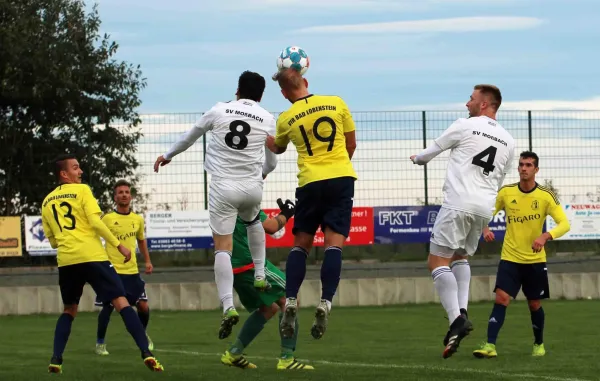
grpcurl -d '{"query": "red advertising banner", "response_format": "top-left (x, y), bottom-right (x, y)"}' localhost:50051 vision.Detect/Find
top-left (265, 207), bottom-right (374, 248)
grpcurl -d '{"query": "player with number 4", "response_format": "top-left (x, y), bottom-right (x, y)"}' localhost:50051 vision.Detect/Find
top-left (154, 71), bottom-right (279, 337)
top-left (410, 85), bottom-right (515, 359)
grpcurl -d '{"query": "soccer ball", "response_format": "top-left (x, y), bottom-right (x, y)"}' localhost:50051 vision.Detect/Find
top-left (276, 46), bottom-right (310, 75)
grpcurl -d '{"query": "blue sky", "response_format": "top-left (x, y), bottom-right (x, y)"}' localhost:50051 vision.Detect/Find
top-left (96, 0), bottom-right (600, 114)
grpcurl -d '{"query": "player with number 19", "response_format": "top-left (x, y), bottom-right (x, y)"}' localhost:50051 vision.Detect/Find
top-left (153, 71), bottom-right (278, 337)
top-left (410, 84), bottom-right (515, 359)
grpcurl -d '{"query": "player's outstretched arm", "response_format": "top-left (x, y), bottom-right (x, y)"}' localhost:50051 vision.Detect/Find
top-left (154, 109), bottom-right (216, 172)
top-left (410, 142), bottom-right (444, 165)
top-left (263, 198), bottom-right (295, 234)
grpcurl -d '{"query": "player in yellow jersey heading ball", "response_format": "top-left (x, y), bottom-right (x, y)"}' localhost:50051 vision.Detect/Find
top-left (41, 154), bottom-right (163, 373)
top-left (267, 68), bottom-right (357, 340)
top-left (473, 151), bottom-right (570, 359)
top-left (94, 180), bottom-right (155, 356)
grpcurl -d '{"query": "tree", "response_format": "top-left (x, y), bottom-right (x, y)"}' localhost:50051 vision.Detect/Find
top-left (0, 0), bottom-right (147, 215)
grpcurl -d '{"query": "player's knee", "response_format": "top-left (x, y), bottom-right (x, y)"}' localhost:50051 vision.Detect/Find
top-left (111, 296), bottom-right (130, 312)
top-left (136, 300), bottom-right (149, 313)
top-left (528, 299), bottom-right (541, 311)
top-left (494, 289), bottom-right (511, 306)
top-left (63, 304), bottom-right (78, 318)
top-left (323, 227), bottom-right (346, 248)
top-left (293, 233), bottom-right (313, 252)
top-left (427, 253), bottom-right (451, 272)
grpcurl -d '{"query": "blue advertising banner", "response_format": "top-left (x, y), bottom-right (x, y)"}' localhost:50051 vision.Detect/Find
top-left (373, 206), bottom-right (508, 244)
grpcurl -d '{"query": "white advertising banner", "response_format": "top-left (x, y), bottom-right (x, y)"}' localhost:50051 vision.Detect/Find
top-left (546, 204), bottom-right (600, 240)
top-left (24, 216), bottom-right (57, 256)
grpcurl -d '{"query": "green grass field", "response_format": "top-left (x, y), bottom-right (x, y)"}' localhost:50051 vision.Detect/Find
top-left (1, 300), bottom-right (598, 381)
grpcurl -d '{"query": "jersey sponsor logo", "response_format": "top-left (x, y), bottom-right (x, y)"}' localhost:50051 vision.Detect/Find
top-left (471, 130), bottom-right (509, 146)
top-left (116, 231), bottom-right (137, 241)
top-left (42, 193), bottom-right (77, 207)
top-left (507, 214), bottom-right (542, 224)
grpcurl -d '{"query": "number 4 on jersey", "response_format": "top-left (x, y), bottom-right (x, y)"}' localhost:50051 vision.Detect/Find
top-left (472, 145), bottom-right (497, 175)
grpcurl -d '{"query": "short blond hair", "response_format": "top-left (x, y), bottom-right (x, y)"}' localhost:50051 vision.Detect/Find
top-left (474, 84), bottom-right (502, 110)
top-left (273, 68), bottom-right (304, 91)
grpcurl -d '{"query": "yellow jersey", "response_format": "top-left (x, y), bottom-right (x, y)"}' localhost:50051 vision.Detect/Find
top-left (494, 182), bottom-right (570, 264)
top-left (274, 94), bottom-right (358, 187)
top-left (41, 184), bottom-right (109, 267)
top-left (101, 211), bottom-right (145, 275)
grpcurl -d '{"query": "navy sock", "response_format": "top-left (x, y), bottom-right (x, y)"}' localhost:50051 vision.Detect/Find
top-left (119, 306), bottom-right (149, 353)
top-left (321, 246), bottom-right (342, 301)
top-left (137, 308), bottom-right (150, 330)
top-left (487, 303), bottom-right (507, 344)
top-left (97, 304), bottom-right (114, 343)
top-left (531, 307), bottom-right (545, 345)
top-left (285, 247), bottom-right (308, 299)
top-left (53, 313), bottom-right (74, 359)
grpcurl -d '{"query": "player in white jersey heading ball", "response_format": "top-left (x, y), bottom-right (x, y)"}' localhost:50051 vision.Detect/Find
top-left (153, 71), bottom-right (279, 338)
top-left (410, 84), bottom-right (515, 359)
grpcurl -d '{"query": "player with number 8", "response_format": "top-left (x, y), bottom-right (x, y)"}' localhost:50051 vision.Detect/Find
top-left (410, 85), bottom-right (515, 359)
top-left (266, 68), bottom-right (358, 341)
top-left (153, 71), bottom-right (279, 339)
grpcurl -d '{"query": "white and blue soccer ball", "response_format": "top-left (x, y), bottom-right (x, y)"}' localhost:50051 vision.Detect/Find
top-left (276, 46), bottom-right (310, 75)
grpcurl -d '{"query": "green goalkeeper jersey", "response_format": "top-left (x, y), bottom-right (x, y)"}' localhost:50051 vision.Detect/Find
top-left (231, 210), bottom-right (268, 272)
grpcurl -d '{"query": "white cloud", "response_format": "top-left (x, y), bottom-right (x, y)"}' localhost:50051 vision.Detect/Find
top-left (293, 16), bottom-right (544, 34)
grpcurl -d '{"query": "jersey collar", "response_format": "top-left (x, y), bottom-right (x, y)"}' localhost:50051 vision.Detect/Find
top-left (294, 94), bottom-right (314, 103)
top-left (518, 182), bottom-right (538, 194)
top-left (114, 208), bottom-right (132, 215)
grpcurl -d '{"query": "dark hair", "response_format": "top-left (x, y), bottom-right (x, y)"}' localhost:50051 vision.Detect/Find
top-left (474, 84), bottom-right (502, 110)
top-left (238, 71), bottom-right (266, 102)
top-left (113, 179), bottom-right (131, 196)
top-left (53, 153), bottom-right (77, 181)
top-left (520, 151), bottom-right (539, 167)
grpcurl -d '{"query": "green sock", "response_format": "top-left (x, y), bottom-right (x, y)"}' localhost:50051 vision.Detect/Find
top-left (229, 310), bottom-right (267, 355)
top-left (279, 313), bottom-right (298, 359)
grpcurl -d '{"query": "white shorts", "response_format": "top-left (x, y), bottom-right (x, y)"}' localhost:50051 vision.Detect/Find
top-left (430, 207), bottom-right (489, 258)
top-left (208, 178), bottom-right (263, 235)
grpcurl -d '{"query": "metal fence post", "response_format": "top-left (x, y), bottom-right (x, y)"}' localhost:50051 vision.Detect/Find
top-left (422, 111), bottom-right (429, 205)
top-left (528, 110), bottom-right (533, 151)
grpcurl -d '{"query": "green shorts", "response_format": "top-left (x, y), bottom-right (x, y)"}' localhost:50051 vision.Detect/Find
top-left (234, 261), bottom-right (286, 312)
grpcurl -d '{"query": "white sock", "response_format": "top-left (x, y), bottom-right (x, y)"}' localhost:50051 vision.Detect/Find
top-left (432, 266), bottom-right (461, 325)
top-left (325, 300), bottom-right (332, 312)
top-left (214, 250), bottom-right (234, 313)
top-left (451, 259), bottom-right (471, 312)
top-left (246, 221), bottom-right (266, 278)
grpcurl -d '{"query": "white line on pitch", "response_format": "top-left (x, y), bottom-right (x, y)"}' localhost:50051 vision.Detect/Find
top-left (157, 348), bottom-right (590, 381)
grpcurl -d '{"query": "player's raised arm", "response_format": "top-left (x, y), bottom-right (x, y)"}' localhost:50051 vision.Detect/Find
top-left (267, 114), bottom-right (290, 154)
top-left (411, 120), bottom-right (464, 165)
top-left (154, 108), bottom-right (217, 172)
top-left (262, 198), bottom-right (295, 234)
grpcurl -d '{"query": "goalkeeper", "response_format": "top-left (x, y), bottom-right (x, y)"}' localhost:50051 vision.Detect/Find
top-left (220, 198), bottom-right (314, 371)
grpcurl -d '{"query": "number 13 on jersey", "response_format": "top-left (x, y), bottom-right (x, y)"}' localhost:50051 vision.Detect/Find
top-left (298, 117), bottom-right (336, 156)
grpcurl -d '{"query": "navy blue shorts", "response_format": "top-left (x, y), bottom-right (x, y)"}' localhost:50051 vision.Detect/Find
top-left (293, 176), bottom-right (355, 237)
top-left (95, 273), bottom-right (147, 307)
top-left (58, 261), bottom-right (125, 306)
top-left (494, 260), bottom-right (550, 300)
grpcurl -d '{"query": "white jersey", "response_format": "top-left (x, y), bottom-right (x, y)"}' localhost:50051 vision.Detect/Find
top-left (435, 116), bottom-right (515, 218)
top-left (164, 99), bottom-right (277, 181)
